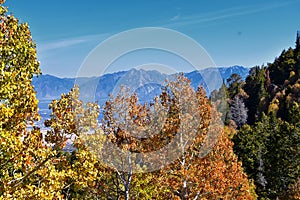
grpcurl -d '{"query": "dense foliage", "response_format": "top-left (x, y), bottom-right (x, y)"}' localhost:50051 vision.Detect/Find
top-left (1, 1), bottom-right (299, 199)
top-left (0, 3), bottom-right (253, 198)
top-left (231, 35), bottom-right (300, 199)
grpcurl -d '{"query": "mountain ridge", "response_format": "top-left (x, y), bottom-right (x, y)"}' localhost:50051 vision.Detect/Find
top-left (33, 65), bottom-right (249, 101)
top-left (33, 65), bottom-right (249, 124)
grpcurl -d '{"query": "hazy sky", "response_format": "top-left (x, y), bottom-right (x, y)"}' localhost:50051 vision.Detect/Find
top-left (4, 0), bottom-right (300, 77)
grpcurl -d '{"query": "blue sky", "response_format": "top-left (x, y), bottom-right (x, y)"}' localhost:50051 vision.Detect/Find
top-left (4, 0), bottom-right (300, 77)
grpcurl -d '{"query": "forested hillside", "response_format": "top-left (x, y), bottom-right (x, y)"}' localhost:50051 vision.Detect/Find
top-left (212, 33), bottom-right (300, 199)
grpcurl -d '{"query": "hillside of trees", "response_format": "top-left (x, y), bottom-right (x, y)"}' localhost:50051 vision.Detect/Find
top-left (0, 1), bottom-right (299, 199)
top-left (211, 32), bottom-right (300, 199)
top-left (232, 38), bottom-right (300, 199)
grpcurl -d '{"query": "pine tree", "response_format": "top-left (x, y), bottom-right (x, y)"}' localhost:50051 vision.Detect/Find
top-left (233, 112), bottom-right (300, 199)
top-left (227, 73), bottom-right (244, 99)
top-left (243, 66), bottom-right (268, 124)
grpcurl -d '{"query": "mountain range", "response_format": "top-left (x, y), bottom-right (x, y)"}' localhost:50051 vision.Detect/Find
top-left (33, 65), bottom-right (249, 122)
top-left (33, 65), bottom-right (249, 101)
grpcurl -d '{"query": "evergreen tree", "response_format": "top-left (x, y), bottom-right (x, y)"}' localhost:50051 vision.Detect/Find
top-left (233, 112), bottom-right (300, 199)
top-left (227, 73), bottom-right (244, 99)
top-left (243, 66), bottom-right (268, 124)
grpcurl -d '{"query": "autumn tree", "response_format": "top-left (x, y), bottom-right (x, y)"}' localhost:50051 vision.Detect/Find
top-left (0, 2), bottom-right (64, 198)
top-left (99, 84), bottom-right (173, 199)
top-left (0, 3), bottom-right (102, 198)
top-left (97, 75), bottom-right (253, 199)
top-left (154, 76), bottom-right (253, 199)
top-left (100, 74), bottom-right (253, 199)
top-left (43, 85), bottom-right (107, 199)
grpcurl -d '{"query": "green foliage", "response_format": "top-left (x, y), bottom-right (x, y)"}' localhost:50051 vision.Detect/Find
top-left (233, 114), bottom-right (271, 180)
top-left (243, 66), bottom-right (269, 124)
top-left (268, 48), bottom-right (296, 86)
top-left (233, 113), bottom-right (300, 199)
top-left (210, 82), bottom-right (230, 124)
top-left (267, 118), bottom-right (300, 198)
top-left (231, 33), bottom-right (300, 200)
top-left (262, 39), bottom-right (300, 121)
top-left (227, 73), bottom-right (244, 99)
